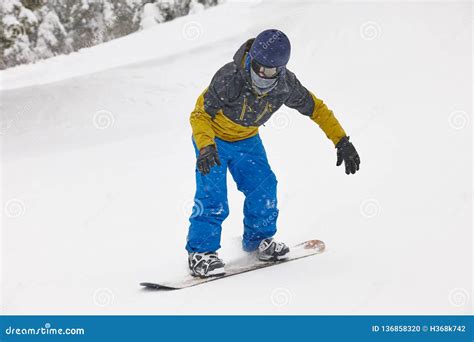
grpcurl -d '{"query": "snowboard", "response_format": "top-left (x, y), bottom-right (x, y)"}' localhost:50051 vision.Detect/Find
top-left (140, 239), bottom-right (325, 290)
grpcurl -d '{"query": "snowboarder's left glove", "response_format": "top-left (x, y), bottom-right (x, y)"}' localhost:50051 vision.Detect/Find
top-left (197, 144), bottom-right (221, 176)
top-left (336, 136), bottom-right (360, 175)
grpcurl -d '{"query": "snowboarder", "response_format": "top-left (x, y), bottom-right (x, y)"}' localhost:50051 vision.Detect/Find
top-left (187, 29), bottom-right (360, 277)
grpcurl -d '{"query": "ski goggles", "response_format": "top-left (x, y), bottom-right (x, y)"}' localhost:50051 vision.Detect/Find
top-left (250, 67), bottom-right (278, 92)
top-left (251, 59), bottom-right (285, 79)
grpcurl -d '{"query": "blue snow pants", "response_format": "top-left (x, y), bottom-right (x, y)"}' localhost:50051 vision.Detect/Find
top-left (186, 134), bottom-right (279, 253)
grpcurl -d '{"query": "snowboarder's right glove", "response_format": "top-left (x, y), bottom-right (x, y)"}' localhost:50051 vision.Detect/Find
top-left (336, 136), bottom-right (360, 175)
top-left (197, 144), bottom-right (221, 176)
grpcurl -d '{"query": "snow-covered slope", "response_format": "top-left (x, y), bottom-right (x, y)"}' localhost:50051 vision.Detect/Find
top-left (0, 0), bottom-right (472, 314)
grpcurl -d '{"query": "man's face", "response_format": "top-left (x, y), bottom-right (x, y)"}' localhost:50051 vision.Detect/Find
top-left (249, 59), bottom-right (283, 94)
top-left (251, 60), bottom-right (279, 78)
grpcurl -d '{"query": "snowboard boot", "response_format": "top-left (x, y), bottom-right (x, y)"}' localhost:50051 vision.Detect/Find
top-left (188, 252), bottom-right (225, 277)
top-left (257, 238), bottom-right (290, 261)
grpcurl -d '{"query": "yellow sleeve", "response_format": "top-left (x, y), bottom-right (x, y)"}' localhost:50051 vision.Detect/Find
top-left (309, 92), bottom-right (346, 146)
top-left (189, 89), bottom-right (216, 150)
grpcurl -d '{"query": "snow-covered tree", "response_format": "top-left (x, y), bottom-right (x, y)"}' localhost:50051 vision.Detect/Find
top-left (0, 0), bottom-right (221, 69)
top-left (189, 0), bottom-right (205, 15)
top-left (67, 0), bottom-right (110, 50)
top-left (0, 0), bottom-right (38, 67)
top-left (139, 2), bottom-right (165, 30)
top-left (107, 0), bottom-right (140, 38)
top-left (34, 9), bottom-right (69, 59)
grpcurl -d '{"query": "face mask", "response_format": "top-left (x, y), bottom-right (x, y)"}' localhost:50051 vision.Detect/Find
top-left (250, 67), bottom-right (278, 94)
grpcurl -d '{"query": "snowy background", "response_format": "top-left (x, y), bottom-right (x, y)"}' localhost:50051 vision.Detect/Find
top-left (0, 0), bottom-right (472, 315)
top-left (0, 0), bottom-right (217, 69)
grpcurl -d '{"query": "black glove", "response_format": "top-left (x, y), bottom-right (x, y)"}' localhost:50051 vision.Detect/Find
top-left (197, 144), bottom-right (221, 176)
top-left (336, 136), bottom-right (360, 175)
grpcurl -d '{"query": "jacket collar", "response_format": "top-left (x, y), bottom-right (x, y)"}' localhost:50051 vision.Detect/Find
top-left (233, 39), bottom-right (254, 84)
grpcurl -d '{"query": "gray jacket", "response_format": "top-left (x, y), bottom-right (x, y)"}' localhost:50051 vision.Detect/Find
top-left (203, 39), bottom-right (315, 127)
